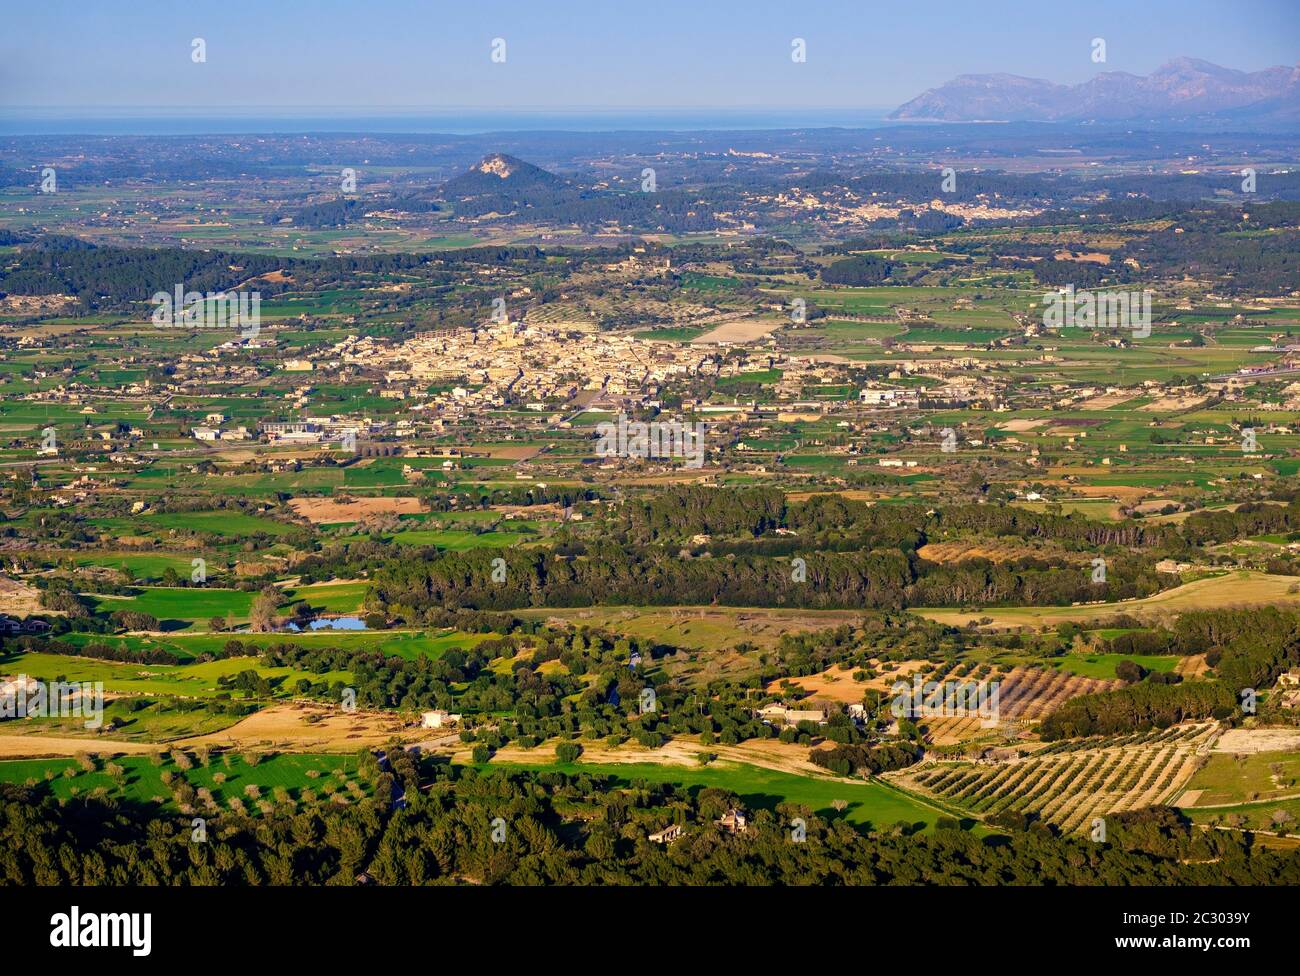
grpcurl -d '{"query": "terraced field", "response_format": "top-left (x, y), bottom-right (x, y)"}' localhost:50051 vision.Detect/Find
top-left (998, 667), bottom-right (1123, 720)
top-left (890, 722), bottom-right (1220, 833)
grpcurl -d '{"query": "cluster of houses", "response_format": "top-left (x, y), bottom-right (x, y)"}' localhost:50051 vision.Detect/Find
top-left (259, 418), bottom-right (386, 445)
top-left (756, 700), bottom-right (870, 726)
top-left (756, 702), bottom-right (834, 726)
top-left (1277, 670), bottom-right (1300, 710)
top-left (649, 808), bottom-right (748, 845)
top-left (0, 615), bottom-right (50, 637)
top-left (191, 417), bottom-right (391, 446)
top-left (385, 320), bottom-right (715, 420)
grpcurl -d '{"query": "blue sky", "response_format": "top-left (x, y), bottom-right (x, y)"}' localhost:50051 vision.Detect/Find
top-left (2, 0), bottom-right (1296, 112)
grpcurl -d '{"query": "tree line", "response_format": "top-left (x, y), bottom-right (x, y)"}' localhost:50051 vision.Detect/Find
top-left (366, 541), bottom-right (1175, 615)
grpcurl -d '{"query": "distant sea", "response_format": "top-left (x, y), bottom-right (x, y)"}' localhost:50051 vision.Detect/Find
top-left (0, 107), bottom-right (894, 136)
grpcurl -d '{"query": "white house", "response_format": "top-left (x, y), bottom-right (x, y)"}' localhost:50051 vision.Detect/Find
top-left (648, 823), bottom-right (684, 844)
top-left (421, 709), bottom-right (462, 729)
top-left (756, 702), bottom-right (832, 726)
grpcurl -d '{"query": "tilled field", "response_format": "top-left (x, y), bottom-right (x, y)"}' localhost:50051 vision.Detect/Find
top-left (910, 666), bottom-right (1122, 745)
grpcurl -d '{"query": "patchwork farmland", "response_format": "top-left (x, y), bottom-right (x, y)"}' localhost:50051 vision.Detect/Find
top-left (3, 47), bottom-right (1300, 900)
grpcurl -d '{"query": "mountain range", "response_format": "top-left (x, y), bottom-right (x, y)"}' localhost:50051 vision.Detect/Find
top-left (890, 58), bottom-right (1300, 126)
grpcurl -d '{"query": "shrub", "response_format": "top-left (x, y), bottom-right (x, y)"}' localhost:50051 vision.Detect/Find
top-left (555, 742), bottom-right (582, 763)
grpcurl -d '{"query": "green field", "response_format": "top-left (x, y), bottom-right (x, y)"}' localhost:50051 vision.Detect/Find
top-left (9, 696), bottom-right (252, 742)
top-left (89, 587), bottom-right (254, 627)
top-left (140, 511), bottom-right (296, 537)
top-left (387, 528), bottom-right (533, 549)
top-left (0, 651), bottom-right (353, 701)
top-left (0, 752), bottom-right (363, 811)
top-left (1182, 794), bottom-right (1300, 835)
top-left (56, 627), bottom-right (490, 662)
top-left (1051, 653), bottom-right (1182, 680)
top-left (488, 759), bottom-right (951, 831)
top-left (1179, 751), bottom-right (1300, 807)
top-left (80, 580), bottom-right (369, 629)
top-left (287, 581), bottom-right (369, 613)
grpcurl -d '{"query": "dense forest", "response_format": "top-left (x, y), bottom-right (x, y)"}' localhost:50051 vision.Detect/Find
top-left (2, 764), bottom-right (1297, 886)
top-left (363, 489), bottom-right (1300, 617)
top-left (1039, 680), bottom-right (1237, 739)
top-left (0, 239), bottom-right (564, 308)
top-left (619, 487), bottom-right (1289, 552)
top-left (366, 542), bottom-right (1173, 614)
top-left (822, 254), bottom-right (895, 285)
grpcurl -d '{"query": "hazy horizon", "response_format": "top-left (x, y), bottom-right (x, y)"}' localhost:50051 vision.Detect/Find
top-left (0, 106), bottom-right (902, 136)
top-left (3, 0), bottom-right (1296, 120)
